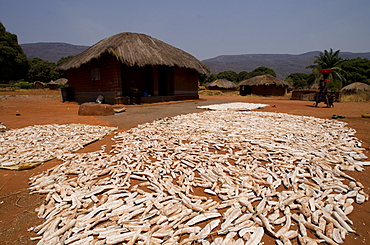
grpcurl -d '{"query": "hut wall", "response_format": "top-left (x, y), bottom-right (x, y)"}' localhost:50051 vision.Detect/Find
top-left (33, 81), bottom-right (44, 89)
top-left (66, 54), bottom-right (122, 104)
top-left (49, 84), bottom-right (58, 90)
top-left (251, 85), bottom-right (286, 96)
top-left (290, 89), bottom-right (318, 101)
top-left (172, 67), bottom-right (199, 99)
top-left (66, 58), bottom-right (200, 104)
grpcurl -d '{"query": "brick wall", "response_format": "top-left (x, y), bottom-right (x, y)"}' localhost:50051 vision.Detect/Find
top-left (173, 67), bottom-right (198, 95)
top-left (66, 56), bottom-right (200, 104)
top-left (66, 54), bottom-right (122, 103)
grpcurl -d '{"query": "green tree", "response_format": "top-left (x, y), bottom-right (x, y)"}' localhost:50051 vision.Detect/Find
top-left (339, 58), bottom-right (370, 85)
top-left (56, 55), bottom-right (74, 78)
top-left (249, 66), bottom-right (276, 78)
top-left (306, 48), bottom-right (346, 90)
top-left (199, 73), bottom-right (207, 85)
top-left (237, 71), bottom-right (249, 82)
top-left (285, 73), bottom-right (310, 88)
top-left (27, 58), bottom-right (59, 83)
top-left (217, 70), bottom-right (238, 82)
top-left (204, 74), bottom-right (218, 84)
top-left (0, 22), bottom-right (29, 82)
top-left (56, 55), bottom-right (74, 66)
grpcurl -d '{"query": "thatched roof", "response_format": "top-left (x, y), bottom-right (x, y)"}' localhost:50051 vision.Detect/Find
top-left (341, 82), bottom-right (370, 94)
top-left (56, 32), bottom-right (210, 74)
top-left (239, 74), bottom-right (292, 88)
top-left (206, 79), bottom-right (237, 89)
top-left (49, 78), bottom-right (68, 85)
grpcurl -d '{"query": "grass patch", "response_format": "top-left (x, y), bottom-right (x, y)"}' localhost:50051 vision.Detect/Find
top-left (198, 90), bottom-right (292, 100)
top-left (198, 90), bottom-right (240, 96)
top-left (341, 92), bottom-right (370, 102)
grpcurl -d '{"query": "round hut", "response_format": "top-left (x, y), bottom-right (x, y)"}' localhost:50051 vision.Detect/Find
top-left (33, 81), bottom-right (45, 89)
top-left (341, 82), bottom-right (370, 94)
top-left (206, 79), bottom-right (237, 90)
top-left (48, 78), bottom-right (68, 90)
top-left (239, 74), bottom-right (292, 96)
top-left (56, 32), bottom-right (210, 104)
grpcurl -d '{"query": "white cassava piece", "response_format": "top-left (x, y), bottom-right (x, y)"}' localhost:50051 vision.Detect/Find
top-left (28, 110), bottom-right (369, 244)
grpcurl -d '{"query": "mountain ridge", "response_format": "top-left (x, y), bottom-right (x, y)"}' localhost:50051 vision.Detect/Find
top-left (21, 42), bottom-right (89, 63)
top-left (20, 42), bottom-right (370, 79)
top-left (202, 51), bottom-right (370, 78)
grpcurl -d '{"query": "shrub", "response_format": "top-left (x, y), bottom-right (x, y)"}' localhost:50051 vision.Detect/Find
top-left (57, 83), bottom-right (66, 89)
top-left (340, 92), bottom-right (370, 102)
top-left (198, 90), bottom-right (224, 96)
top-left (14, 81), bottom-right (32, 89)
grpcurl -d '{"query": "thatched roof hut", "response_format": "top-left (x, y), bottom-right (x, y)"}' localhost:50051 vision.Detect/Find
top-left (49, 78), bottom-right (68, 85)
top-left (57, 32), bottom-right (209, 74)
top-left (48, 78), bottom-right (68, 90)
top-left (33, 81), bottom-right (44, 89)
top-left (56, 32), bottom-right (210, 104)
top-left (206, 79), bottom-right (237, 90)
top-left (341, 82), bottom-right (370, 94)
top-left (239, 75), bottom-right (292, 96)
top-left (239, 74), bottom-right (292, 87)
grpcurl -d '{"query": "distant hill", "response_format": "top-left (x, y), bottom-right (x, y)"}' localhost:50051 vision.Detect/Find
top-left (20, 42), bottom-right (370, 78)
top-left (21, 42), bottom-right (89, 63)
top-left (202, 51), bottom-right (370, 79)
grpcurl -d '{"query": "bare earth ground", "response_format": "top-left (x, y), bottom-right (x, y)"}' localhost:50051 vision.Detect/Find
top-left (0, 89), bottom-right (369, 244)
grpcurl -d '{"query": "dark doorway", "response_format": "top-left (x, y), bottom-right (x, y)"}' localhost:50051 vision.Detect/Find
top-left (121, 65), bottom-right (154, 96)
top-left (240, 85), bottom-right (252, 96)
top-left (158, 66), bottom-right (174, 96)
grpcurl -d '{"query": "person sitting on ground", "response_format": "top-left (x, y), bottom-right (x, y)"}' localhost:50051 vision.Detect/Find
top-left (128, 81), bottom-right (141, 105)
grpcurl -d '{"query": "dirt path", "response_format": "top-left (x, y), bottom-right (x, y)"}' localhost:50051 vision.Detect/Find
top-left (0, 90), bottom-right (369, 244)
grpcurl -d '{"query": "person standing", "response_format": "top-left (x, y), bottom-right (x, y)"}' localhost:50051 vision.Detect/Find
top-left (128, 81), bottom-right (141, 105)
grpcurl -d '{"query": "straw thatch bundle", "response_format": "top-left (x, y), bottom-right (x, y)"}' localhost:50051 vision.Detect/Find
top-left (56, 32), bottom-right (210, 74)
top-left (239, 74), bottom-right (292, 88)
top-left (49, 78), bottom-right (68, 85)
top-left (341, 82), bottom-right (370, 94)
top-left (206, 79), bottom-right (237, 90)
top-left (48, 78), bottom-right (68, 90)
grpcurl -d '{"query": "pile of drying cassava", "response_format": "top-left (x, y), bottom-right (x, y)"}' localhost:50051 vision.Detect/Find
top-left (0, 124), bottom-right (116, 170)
top-left (197, 102), bottom-right (269, 111)
top-left (29, 111), bottom-right (369, 244)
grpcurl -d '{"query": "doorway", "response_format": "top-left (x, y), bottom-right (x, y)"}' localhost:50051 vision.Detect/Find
top-left (158, 66), bottom-right (174, 96)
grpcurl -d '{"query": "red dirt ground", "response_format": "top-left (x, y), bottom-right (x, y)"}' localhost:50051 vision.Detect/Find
top-left (0, 90), bottom-right (369, 244)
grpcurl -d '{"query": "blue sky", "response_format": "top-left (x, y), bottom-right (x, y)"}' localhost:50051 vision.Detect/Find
top-left (1, 0), bottom-right (369, 60)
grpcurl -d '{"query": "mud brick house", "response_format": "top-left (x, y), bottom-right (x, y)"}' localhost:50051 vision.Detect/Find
top-left (239, 74), bottom-right (292, 96)
top-left (56, 32), bottom-right (210, 104)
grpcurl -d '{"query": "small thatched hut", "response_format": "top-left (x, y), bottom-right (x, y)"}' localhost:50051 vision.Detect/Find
top-left (33, 81), bottom-right (44, 89)
top-left (206, 79), bottom-right (237, 90)
top-left (239, 74), bottom-right (292, 96)
top-left (48, 78), bottom-right (68, 90)
top-left (56, 32), bottom-right (210, 104)
top-left (341, 82), bottom-right (370, 94)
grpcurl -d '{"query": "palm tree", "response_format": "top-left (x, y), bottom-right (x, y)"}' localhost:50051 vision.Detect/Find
top-left (306, 49), bottom-right (346, 90)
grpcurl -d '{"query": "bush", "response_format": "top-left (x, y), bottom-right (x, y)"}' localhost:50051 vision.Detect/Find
top-left (198, 90), bottom-right (240, 96)
top-left (14, 81), bottom-right (32, 89)
top-left (198, 90), bottom-right (224, 96)
top-left (341, 92), bottom-right (370, 102)
top-left (57, 83), bottom-right (66, 89)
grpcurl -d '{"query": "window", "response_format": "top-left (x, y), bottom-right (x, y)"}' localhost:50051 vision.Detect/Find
top-left (91, 68), bottom-right (100, 81)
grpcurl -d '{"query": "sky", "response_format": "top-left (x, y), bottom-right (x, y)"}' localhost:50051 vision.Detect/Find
top-left (1, 0), bottom-right (369, 60)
